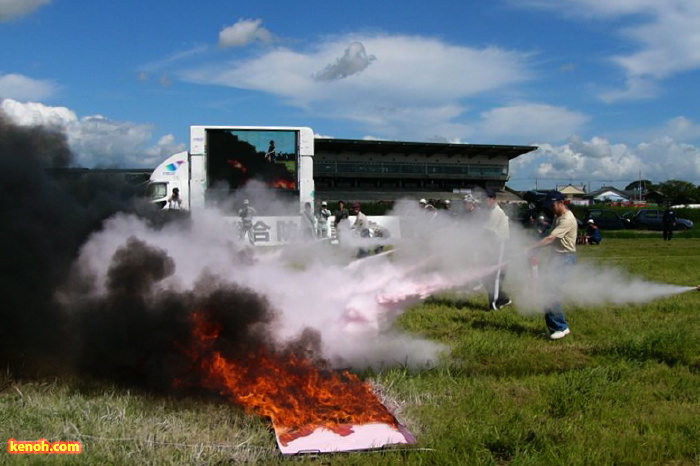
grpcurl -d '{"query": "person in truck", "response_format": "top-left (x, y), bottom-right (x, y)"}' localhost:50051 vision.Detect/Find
top-left (167, 187), bottom-right (182, 210)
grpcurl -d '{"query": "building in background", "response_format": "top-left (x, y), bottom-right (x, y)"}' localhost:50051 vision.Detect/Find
top-left (48, 138), bottom-right (538, 206)
top-left (314, 138), bottom-right (537, 203)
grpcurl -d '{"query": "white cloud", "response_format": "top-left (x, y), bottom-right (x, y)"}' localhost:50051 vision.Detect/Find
top-left (515, 0), bottom-right (700, 101)
top-left (182, 33), bottom-right (533, 139)
top-left (620, 116), bottom-right (700, 143)
top-left (605, 1), bottom-right (700, 101)
top-left (1, 99), bottom-right (184, 168)
top-left (636, 137), bottom-right (700, 180)
top-left (0, 73), bottom-right (58, 101)
top-left (598, 76), bottom-right (659, 102)
top-left (218, 18), bottom-right (272, 48)
top-left (0, 0), bottom-right (51, 21)
top-left (661, 116), bottom-right (700, 141)
top-left (510, 135), bottom-right (700, 189)
top-left (1, 98), bottom-right (75, 127)
top-left (138, 45), bottom-right (209, 75)
top-left (477, 103), bottom-right (589, 142)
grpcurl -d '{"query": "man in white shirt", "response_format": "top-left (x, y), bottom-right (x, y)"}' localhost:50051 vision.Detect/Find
top-left (350, 202), bottom-right (371, 258)
top-left (483, 189), bottom-right (512, 311)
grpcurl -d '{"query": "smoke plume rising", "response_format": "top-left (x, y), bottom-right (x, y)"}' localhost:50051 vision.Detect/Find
top-left (1, 110), bottom-right (692, 393)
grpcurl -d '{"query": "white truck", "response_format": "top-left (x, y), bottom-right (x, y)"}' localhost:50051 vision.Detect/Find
top-left (147, 126), bottom-right (315, 245)
top-left (147, 125), bottom-right (400, 245)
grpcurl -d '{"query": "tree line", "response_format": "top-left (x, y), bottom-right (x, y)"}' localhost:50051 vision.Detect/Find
top-left (626, 179), bottom-right (700, 205)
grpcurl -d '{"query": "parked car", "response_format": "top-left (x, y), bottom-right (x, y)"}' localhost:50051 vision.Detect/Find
top-left (584, 209), bottom-right (631, 230)
top-left (624, 209), bottom-right (694, 230)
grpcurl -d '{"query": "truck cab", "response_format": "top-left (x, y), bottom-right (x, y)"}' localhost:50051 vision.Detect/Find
top-left (147, 151), bottom-right (189, 209)
top-left (148, 127), bottom-right (314, 213)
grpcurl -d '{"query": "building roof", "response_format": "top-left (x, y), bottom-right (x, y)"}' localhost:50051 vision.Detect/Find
top-left (557, 184), bottom-right (586, 195)
top-left (584, 186), bottom-right (630, 200)
top-left (314, 138), bottom-right (537, 159)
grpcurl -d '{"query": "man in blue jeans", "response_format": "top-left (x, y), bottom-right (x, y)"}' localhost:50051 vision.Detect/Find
top-left (526, 191), bottom-right (577, 340)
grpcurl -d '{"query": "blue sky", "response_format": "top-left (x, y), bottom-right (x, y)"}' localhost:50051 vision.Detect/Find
top-left (2, 0), bottom-right (700, 191)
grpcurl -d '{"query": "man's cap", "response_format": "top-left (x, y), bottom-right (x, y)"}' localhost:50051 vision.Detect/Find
top-left (321, 201), bottom-right (327, 206)
top-left (419, 198), bottom-right (427, 204)
top-left (587, 219), bottom-right (595, 224)
top-left (544, 190), bottom-right (565, 206)
top-left (351, 202), bottom-right (361, 209)
top-left (463, 194), bottom-right (476, 202)
top-left (243, 199), bottom-right (249, 205)
top-left (485, 188), bottom-right (497, 199)
top-left (444, 199), bottom-right (451, 205)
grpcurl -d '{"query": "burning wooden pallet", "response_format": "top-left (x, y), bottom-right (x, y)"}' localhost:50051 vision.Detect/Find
top-left (274, 421), bottom-right (415, 454)
top-left (181, 312), bottom-right (415, 454)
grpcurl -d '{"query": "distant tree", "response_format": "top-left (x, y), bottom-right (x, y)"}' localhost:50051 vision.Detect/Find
top-left (624, 180), bottom-right (655, 192)
top-left (656, 179), bottom-right (699, 205)
top-left (625, 179), bottom-right (655, 202)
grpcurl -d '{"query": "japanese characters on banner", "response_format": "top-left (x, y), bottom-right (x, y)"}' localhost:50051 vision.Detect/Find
top-left (227, 216), bottom-right (303, 245)
top-left (226, 215), bottom-right (402, 246)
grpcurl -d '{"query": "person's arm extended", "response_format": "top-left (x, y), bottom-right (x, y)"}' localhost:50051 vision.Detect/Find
top-left (527, 234), bottom-right (556, 254)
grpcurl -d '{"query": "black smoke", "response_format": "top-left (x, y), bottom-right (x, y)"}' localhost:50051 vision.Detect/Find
top-left (0, 112), bottom-right (162, 375)
top-left (0, 112), bottom-right (84, 372)
top-left (68, 237), bottom-right (282, 391)
top-left (0, 112), bottom-right (320, 392)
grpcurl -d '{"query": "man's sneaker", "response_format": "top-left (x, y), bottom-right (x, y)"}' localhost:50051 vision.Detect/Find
top-left (497, 299), bottom-right (512, 310)
top-left (549, 328), bottom-right (571, 340)
top-left (489, 299), bottom-right (512, 311)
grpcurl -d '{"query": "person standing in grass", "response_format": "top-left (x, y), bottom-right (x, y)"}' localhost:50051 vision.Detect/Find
top-left (333, 200), bottom-right (350, 242)
top-left (662, 205), bottom-right (676, 241)
top-left (526, 190), bottom-right (576, 340)
top-left (482, 188), bottom-right (512, 311)
top-left (350, 202), bottom-right (371, 258)
top-left (301, 202), bottom-right (317, 239)
top-left (317, 201), bottom-right (332, 238)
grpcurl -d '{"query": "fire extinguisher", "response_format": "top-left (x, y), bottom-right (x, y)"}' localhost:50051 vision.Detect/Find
top-left (529, 254), bottom-right (539, 279)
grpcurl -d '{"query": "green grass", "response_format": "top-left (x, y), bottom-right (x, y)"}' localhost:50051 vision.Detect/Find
top-left (3, 239), bottom-right (700, 465)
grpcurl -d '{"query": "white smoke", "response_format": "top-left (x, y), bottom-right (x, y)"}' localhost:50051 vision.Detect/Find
top-left (505, 250), bottom-right (692, 314)
top-left (69, 191), bottom-right (450, 370)
top-left (68, 188), bottom-right (692, 371)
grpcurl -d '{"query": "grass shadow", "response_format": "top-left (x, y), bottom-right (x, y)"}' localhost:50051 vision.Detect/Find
top-left (469, 317), bottom-right (545, 339)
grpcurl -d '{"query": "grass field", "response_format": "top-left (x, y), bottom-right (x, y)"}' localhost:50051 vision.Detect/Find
top-left (3, 238), bottom-right (700, 465)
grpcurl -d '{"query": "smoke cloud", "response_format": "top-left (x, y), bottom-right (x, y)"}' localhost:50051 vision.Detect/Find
top-left (1, 111), bottom-right (692, 393)
top-left (314, 42), bottom-right (376, 81)
top-left (0, 112), bottom-right (169, 376)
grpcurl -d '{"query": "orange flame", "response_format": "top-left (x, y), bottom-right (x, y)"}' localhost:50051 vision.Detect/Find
top-left (182, 312), bottom-right (397, 444)
top-left (270, 178), bottom-right (296, 189)
top-left (227, 159), bottom-right (247, 173)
